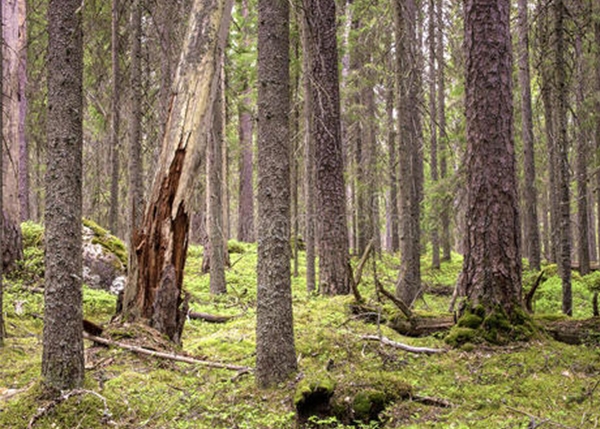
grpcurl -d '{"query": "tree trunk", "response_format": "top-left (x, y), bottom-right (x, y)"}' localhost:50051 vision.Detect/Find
top-left (394, 0), bottom-right (423, 306)
top-left (595, 3), bottom-right (600, 265)
top-left (460, 0), bottom-right (522, 316)
top-left (437, 0), bottom-right (451, 261)
top-left (303, 0), bottom-right (350, 295)
top-left (386, 67), bottom-right (399, 253)
top-left (256, 0), bottom-right (297, 387)
top-left (0, 0), bottom-right (4, 346)
top-left (575, 28), bottom-right (589, 275)
top-left (554, 0), bottom-right (572, 315)
top-left (43, 0), bottom-right (84, 394)
top-left (516, 0), bottom-right (540, 272)
top-left (109, 0), bottom-right (121, 236)
top-left (123, 0), bottom-right (233, 343)
top-left (429, 0), bottom-right (440, 269)
top-left (1, 0), bottom-right (25, 270)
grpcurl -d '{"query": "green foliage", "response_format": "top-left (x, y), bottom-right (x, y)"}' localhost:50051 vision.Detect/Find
top-left (21, 221), bottom-right (45, 249)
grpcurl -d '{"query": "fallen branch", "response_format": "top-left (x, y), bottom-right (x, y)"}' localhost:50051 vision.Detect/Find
top-left (187, 311), bottom-right (234, 323)
top-left (361, 335), bottom-right (446, 354)
top-left (28, 389), bottom-right (112, 429)
top-left (83, 333), bottom-right (252, 372)
top-left (412, 395), bottom-right (453, 408)
top-left (525, 270), bottom-right (546, 313)
top-left (375, 279), bottom-right (412, 319)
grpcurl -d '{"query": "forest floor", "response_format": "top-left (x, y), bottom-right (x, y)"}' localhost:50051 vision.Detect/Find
top-left (0, 223), bottom-right (599, 428)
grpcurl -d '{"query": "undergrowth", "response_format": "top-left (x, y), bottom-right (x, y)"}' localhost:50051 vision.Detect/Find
top-left (0, 222), bottom-right (599, 428)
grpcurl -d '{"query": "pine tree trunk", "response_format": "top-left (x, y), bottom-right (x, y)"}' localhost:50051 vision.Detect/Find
top-left (386, 66), bottom-right (399, 253)
top-left (256, 0), bottom-right (297, 387)
top-left (43, 0), bottom-right (84, 393)
top-left (460, 0), bottom-right (522, 315)
top-left (303, 0), bottom-right (350, 295)
top-left (109, 0), bottom-right (121, 236)
top-left (429, 0), bottom-right (440, 269)
top-left (394, 0), bottom-right (423, 306)
top-left (595, 4), bottom-right (600, 265)
top-left (0, 0), bottom-right (4, 347)
top-left (123, 0), bottom-right (233, 343)
top-left (517, 0), bottom-right (541, 272)
top-left (554, 0), bottom-right (572, 315)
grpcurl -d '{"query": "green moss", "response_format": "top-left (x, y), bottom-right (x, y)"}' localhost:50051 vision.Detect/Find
top-left (84, 218), bottom-right (128, 267)
top-left (227, 240), bottom-right (246, 254)
top-left (21, 221), bottom-right (45, 249)
top-left (294, 375), bottom-right (336, 407)
top-left (457, 313), bottom-right (483, 329)
top-left (445, 327), bottom-right (477, 347)
top-left (352, 389), bottom-right (387, 421)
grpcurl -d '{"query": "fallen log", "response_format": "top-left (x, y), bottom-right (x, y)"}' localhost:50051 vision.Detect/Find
top-left (187, 311), bottom-right (234, 323)
top-left (543, 317), bottom-right (600, 345)
top-left (362, 335), bottom-right (446, 354)
top-left (83, 332), bottom-right (252, 372)
top-left (388, 315), bottom-right (454, 337)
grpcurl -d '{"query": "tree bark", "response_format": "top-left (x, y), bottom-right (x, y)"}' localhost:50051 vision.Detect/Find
top-left (394, 0), bottom-right (423, 306)
top-left (429, 0), bottom-right (440, 269)
top-left (516, 0), bottom-right (541, 272)
top-left (256, 0), bottom-right (297, 387)
top-left (595, 2), bottom-right (600, 266)
top-left (303, 0), bottom-right (350, 295)
top-left (554, 0), bottom-right (572, 315)
top-left (460, 0), bottom-right (522, 316)
top-left (109, 0), bottom-right (121, 236)
top-left (43, 0), bottom-right (84, 393)
top-left (1, 0), bottom-right (25, 270)
top-left (0, 0), bottom-right (4, 346)
top-left (123, 0), bottom-right (233, 343)
top-left (385, 66), bottom-right (399, 253)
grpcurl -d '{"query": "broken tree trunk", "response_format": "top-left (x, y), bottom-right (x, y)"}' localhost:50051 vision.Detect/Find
top-left (122, 0), bottom-right (233, 344)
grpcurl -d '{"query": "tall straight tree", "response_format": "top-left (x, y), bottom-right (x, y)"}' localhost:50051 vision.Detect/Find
top-left (0, 0), bottom-right (4, 347)
top-left (428, 0), bottom-right (440, 269)
top-left (303, 0), bottom-right (350, 295)
top-left (394, 0), bottom-right (423, 306)
top-left (460, 0), bottom-right (522, 315)
top-left (516, 0), bottom-right (540, 272)
top-left (109, 0), bottom-right (121, 235)
top-left (554, 0), bottom-right (572, 315)
top-left (255, 0), bottom-right (297, 387)
top-left (43, 0), bottom-right (85, 393)
top-left (123, 0), bottom-right (233, 343)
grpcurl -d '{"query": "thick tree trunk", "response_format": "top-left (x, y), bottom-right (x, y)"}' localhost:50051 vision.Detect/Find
top-left (460, 0), bottom-right (522, 316)
top-left (437, 0), bottom-right (451, 261)
top-left (429, 0), bottom-right (440, 269)
top-left (303, 0), bottom-right (350, 295)
top-left (109, 0), bottom-right (121, 235)
top-left (394, 0), bottom-right (423, 306)
top-left (123, 0), bottom-right (233, 343)
top-left (554, 0), bottom-right (572, 315)
top-left (516, 0), bottom-right (540, 272)
top-left (1, 0), bottom-right (25, 269)
top-left (43, 0), bottom-right (84, 393)
top-left (256, 0), bottom-right (297, 387)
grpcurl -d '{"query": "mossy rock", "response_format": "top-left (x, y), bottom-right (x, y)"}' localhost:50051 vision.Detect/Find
top-left (83, 218), bottom-right (128, 267)
top-left (457, 313), bottom-right (483, 329)
top-left (295, 375), bottom-right (336, 425)
top-left (352, 389), bottom-right (387, 422)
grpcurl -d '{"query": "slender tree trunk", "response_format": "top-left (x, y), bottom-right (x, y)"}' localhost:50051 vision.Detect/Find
top-left (109, 0), bottom-right (121, 235)
top-left (303, 0), bottom-right (350, 295)
top-left (43, 0), bottom-right (84, 393)
top-left (128, 0), bottom-right (143, 235)
top-left (17, 0), bottom-right (28, 222)
top-left (460, 0), bottom-right (521, 316)
top-left (256, 0), bottom-right (297, 387)
top-left (575, 28), bottom-right (589, 275)
top-left (429, 0), bottom-right (440, 269)
top-left (517, 0), bottom-right (540, 272)
top-left (291, 13), bottom-right (301, 277)
top-left (394, 0), bottom-right (423, 306)
top-left (0, 0), bottom-right (4, 347)
top-left (386, 69), bottom-right (399, 253)
top-left (554, 0), bottom-right (572, 315)
top-left (123, 0), bottom-right (233, 343)
top-left (595, 4), bottom-right (600, 264)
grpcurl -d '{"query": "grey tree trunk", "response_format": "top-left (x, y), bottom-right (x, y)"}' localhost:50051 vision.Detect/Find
top-left (0, 0), bottom-right (4, 347)
top-left (256, 0), bottom-right (297, 387)
top-left (554, 0), bottom-right (572, 315)
top-left (595, 3), bottom-right (600, 265)
top-left (303, 0), bottom-right (350, 295)
top-left (460, 0), bottom-right (522, 316)
top-left (109, 0), bottom-right (121, 235)
top-left (516, 0), bottom-right (540, 272)
top-left (394, 0), bottom-right (423, 306)
top-left (429, 0), bottom-right (440, 269)
top-left (43, 0), bottom-right (84, 393)
top-left (123, 0), bottom-right (233, 343)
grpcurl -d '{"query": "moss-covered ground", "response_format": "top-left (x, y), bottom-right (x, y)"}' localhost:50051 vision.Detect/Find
top-left (0, 224), bottom-right (599, 428)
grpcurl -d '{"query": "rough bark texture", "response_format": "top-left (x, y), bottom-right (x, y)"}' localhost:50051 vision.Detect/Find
top-left (460, 0), bottom-right (522, 316)
top-left (596, 3), bottom-right (600, 265)
top-left (208, 61), bottom-right (227, 295)
top-left (123, 0), bottom-right (232, 343)
top-left (303, 0), bottom-right (350, 295)
top-left (554, 0), bottom-right (572, 315)
top-left (385, 71), bottom-right (399, 253)
top-left (429, 0), bottom-right (440, 269)
top-left (109, 0), bottom-right (121, 235)
top-left (394, 0), bottom-right (423, 306)
top-left (574, 30), bottom-right (589, 276)
top-left (0, 0), bottom-right (4, 346)
top-left (437, 0), bottom-right (450, 261)
top-left (235, 0), bottom-right (254, 244)
top-left (256, 0), bottom-right (297, 387)
top-left (1, 0), bottom-right (25, 268)
top-left (42, 0), bottom-right (85, 393)
top-left (516, 0), bottom-right (540, 272)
